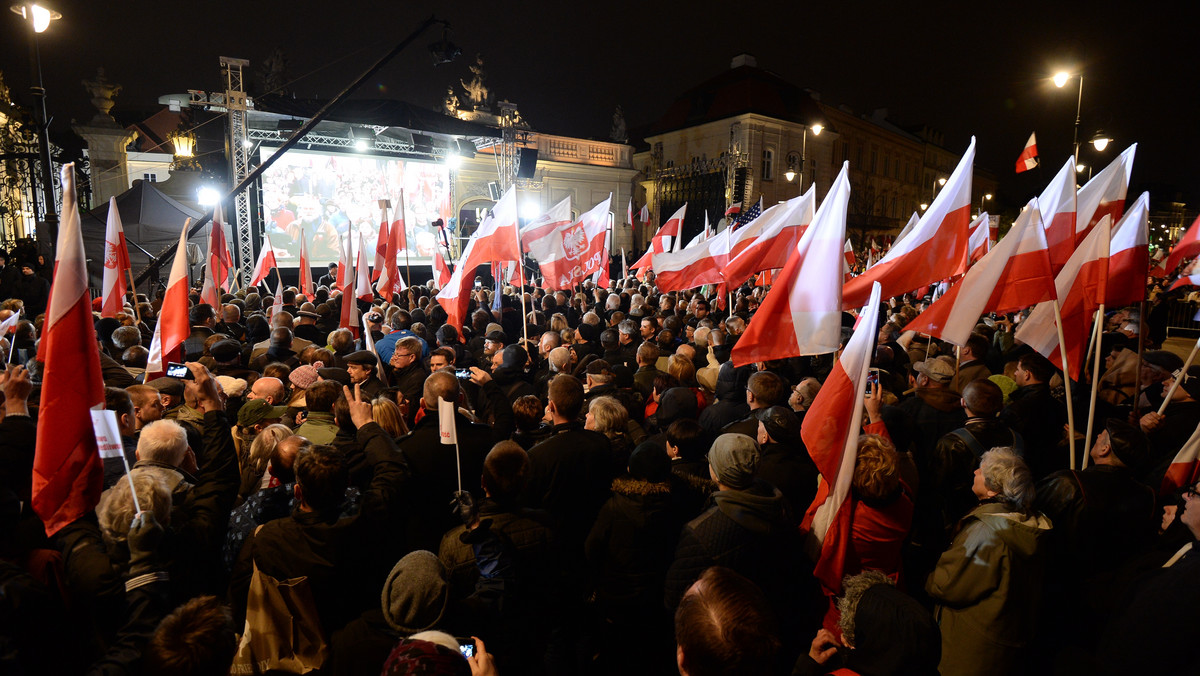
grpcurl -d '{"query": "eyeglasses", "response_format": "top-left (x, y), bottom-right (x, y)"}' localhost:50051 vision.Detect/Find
top-left (394, 353), bottom-right (415, 360)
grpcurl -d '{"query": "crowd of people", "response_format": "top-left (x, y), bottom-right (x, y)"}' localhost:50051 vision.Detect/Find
top-left (2, 260), bottom-right (1199, 676)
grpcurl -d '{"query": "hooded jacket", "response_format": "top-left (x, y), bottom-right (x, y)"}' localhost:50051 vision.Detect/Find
top-left (585, 477), bottom-right (681, 612)
top-left (926, 501), bottom-right (1052, 676)
top-left (664, 480), bottom-right (800, 612)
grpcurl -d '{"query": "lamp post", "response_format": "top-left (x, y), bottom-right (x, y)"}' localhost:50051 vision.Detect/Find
top-left (931, 176), bottom-right (946, 202)
top-left (979, 192), bottom-right (992, 215)
top-left (1053, 70), bottom-right (1084, 160)
top-left (11, 3), bottom-right (61, 251)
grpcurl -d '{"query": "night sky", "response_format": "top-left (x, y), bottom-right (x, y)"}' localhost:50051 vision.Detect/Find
top-left (4, 0), bottom-right (1198, 212)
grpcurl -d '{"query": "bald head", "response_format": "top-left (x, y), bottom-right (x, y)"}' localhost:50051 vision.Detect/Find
top-left (422, 370), bottom-right (460, 410)
top-left (250, 377), bottom-right (286, 405)
top-left (548, 346), bottom-right (571, 373)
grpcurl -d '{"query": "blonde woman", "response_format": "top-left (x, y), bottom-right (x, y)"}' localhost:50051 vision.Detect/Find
top-left (372, 397), bottom-right (410, 440)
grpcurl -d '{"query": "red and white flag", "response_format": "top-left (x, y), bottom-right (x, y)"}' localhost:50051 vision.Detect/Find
top-left (631, 204), bottom-right (685, 270)
top-left (528, 195), bottom-right (612, 290)
top-left (335, 232), bottom-right (351, 292)
top-left (1015, 215), bottom-right (1112, 380)
top-left (32, 164), bottom-right (106, 537)
top-left (271, 277), bottom-right (284, 318)
top-left (844, 137), bottom-right (975, 308)
top-left (436, 186), bottom-right (521, 337)
top-left (892, 212), bottom-right (919, 247)
top-left (800, 279), bottom-right (883, 597)
top-left (627, 197), bottom-right (634, 228)
top-left (99, 196), bottom-right (130, 317)
top-left (355, 232), bottom-right (374, 302)
top-left (723, 186), bottom-right (817, 289)
top-left (732, 163), bottom-right (852, 365)
top-left (968, 212), bottom-right (990, 265)
top-left (297, 229), bottom-right (315, 301)
top-left (654, 228), bottom-right (729, 292)
top-left (1162, 423), bottom-right (1200, 496)
top-left (1106, 191), bottom-right (1150, 306)
top-left (393, 192), bottom-right (409, 252)
top-left (905, 198), bottom-right (1056, 346)
top-left (843, 239), bottom-right (855, 283)
top-left (147, 231), bottom-right (192, 382)
top-left (1038, 157), bottom-right (1081, 274)
top-left (250, 235), bottom-right (278, 287)
top-left (209, 205), bottom-right (234, 292)
top-left (638, 204), bottom-right (649, 224)
top-left (1162, 214), bottom-right (1200, 280)
top-left (372, 217), bottom-right (389, 282)
top-left (520, 197), bottom-right (572, 253)
top-left (1015, 132), bottom-right (1039, 173)
top-left (1076, 144), bottom-right (1136, 246)
top-left (724, 201), bottom-right (742, 217)
top-left (377, 202), bottom-right (405, 301)
top-left (200, 207), bottom-right (234, 306)
top-left (433, 248), bottom-right (453, 288)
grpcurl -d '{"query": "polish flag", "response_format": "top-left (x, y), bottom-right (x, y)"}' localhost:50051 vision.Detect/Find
top-left (800, 279), bottom-right (883, 598)
top-left (520, 197), bottom-right (572, 253)
top-left (529, 195), bottom-right (612, 290)
top-left (631, 204), bottom-right (686, 270)
top-left (1015, 215), bottom-right (1112, 380)
top-left (654, 228), bottom-right (730, 292)
top-left (335, 233), bottom-right (351, 291)
top-left (1038, 157), bottom-right (1081, 274)
top-left (639, 204), bottom-right (650, 224)
top-left (355, 232), bottom-right (374, 302)
top-left (377, 204), bottom-right (405, 301)
top-left (250, 236), bottom-right (278, 287)
top-left (724, 201), bottom-right (742, 217)
top-left (732, 163), bottom-right (853, 366)
top-left (1015, 132), bottom-right (1039, 173)
top-left (338, 237), bottom-right (363, 339)
top-left (297, 230), bottom-right (315, 301)
top-left (436, 186), bottom-right (521, 338)
top-left (271, 277), bottom-right (284, 318)
top-left (146, 223), bottom-right (193, 381)
top-left (433, 248), bottom-right (453, 288)
top-left (209, 205), bottom-right (234, 292)
top-left (200, 208), bottom-right (233, 307)
top-left (1162, 214), bottom-right (1200, 279)
top-left (844, 138), bottom-right (975, 309)
top-left (843, 239), bottom-right (855, 283)
top-left (1106, 192), bottom-right (1150, 306)
top-left (1076, 144), bottom-right (1136, 245)
top-left (32, 164), bottom-right (106, 537)
top-left (722, 186), bottom-right (817, 289)
top-left (892, 212), bottom-right (919, 248)
top-left (99, 197), bottom-right (130, 317)
top-left (1150, 248), bottom-right (1168, 279)
top-left (968, 212), bottom-right (990, 265)
top-left (372, 218), bottom-right (389, 282)
top-left (1161, 423), bottom-right (1200, 497)
top-left (627, 197), bottom-right (634, 227)
top-left (904, 198), bottom-right (1056, 346)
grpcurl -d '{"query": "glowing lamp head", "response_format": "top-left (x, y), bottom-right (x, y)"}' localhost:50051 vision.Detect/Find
top-left (784, 169), bottom-right (796, 182)
top-left (810, 123), bottom-right (823, 136)
top-left (520, 201), bottom-right (541, 221)
top-left (198, 187), bottom-right (220, 206)
top-left (1053, 71), bottom-right (1070, 88)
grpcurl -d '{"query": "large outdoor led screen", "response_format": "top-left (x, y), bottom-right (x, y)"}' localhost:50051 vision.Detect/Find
top-left (259, 148), bottom-right (451, 267)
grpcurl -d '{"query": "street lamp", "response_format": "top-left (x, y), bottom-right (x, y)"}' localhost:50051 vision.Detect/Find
top-left (11, 2), bottom-right (62, 250)
top-left (1053, 69), bottom-right (1084, 159)
top-left (980, 192), bottom-right (992, 214)
top-left (1089, 130), bottom-right (1112, 152)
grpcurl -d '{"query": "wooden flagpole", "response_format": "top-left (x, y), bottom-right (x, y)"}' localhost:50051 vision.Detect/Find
top-left (1053, 300), bottom-right (1077, 470)
top-left (1158, 337), bottom-right (1200, 415)
top-left (1132, 300), bottom-right (1147, 420)
top-left (1083, 305), bottom-right (1105, 467)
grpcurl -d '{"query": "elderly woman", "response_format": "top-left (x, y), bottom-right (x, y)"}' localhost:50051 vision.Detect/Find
top-left (586, 395), bottom-right (635, 474)
top-left (926, 447), bottom-right (1051, 676)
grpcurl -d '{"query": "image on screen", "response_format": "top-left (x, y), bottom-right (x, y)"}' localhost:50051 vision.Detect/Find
top-left (259, 148), bottom-right (451, 267)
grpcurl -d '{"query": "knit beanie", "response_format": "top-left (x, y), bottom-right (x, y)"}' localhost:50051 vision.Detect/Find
top-left (380, 550), bottom-right (450, 633)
